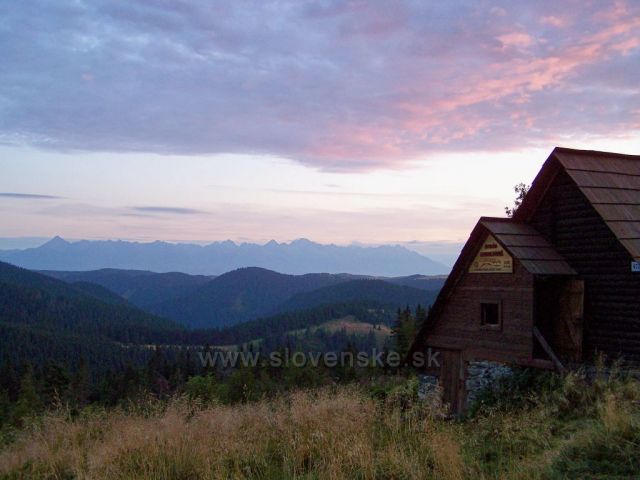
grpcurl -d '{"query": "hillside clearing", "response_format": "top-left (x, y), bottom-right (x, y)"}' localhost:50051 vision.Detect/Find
top-left (290, 315), bottom-right (392, 337)
top-left (220, 316), bottom-right (393, 350)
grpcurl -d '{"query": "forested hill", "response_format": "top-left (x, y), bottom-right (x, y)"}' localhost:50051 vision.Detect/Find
top-left (42, 268), bottom-right (213, 307)
top-left (0, 261), bottom-right (443, 376)
top-left (146, 268), bottom-right (439, 329)
top-left (68, 281), bottom-right (131, 306)
top-left (147, 267), bottom-right (352, 328)
top-left (275, 279), bottom-right (437, 314)
top-left (198, 300), bottom-right (406, 348)
top-left (0, 261), bottom-right (189, 371)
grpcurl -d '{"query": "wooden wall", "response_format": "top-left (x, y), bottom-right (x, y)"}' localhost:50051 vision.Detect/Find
top-left (424, 256), bottom-right (535, 363)
top-left (529, 169), bottom-right (640, 362)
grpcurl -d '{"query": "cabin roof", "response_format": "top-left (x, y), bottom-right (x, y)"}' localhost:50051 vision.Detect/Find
top-left (514, 147), bottom-right (640, 260)
top-left (479, 217), bottom-right (576, 275)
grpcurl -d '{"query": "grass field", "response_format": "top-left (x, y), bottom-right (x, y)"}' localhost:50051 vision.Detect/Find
top-left (222, 315), bottom-right (393, 351)
top-left (289, 316), bottom-right (392, 341)
top-left (1, 369), bottom-right (638, 479)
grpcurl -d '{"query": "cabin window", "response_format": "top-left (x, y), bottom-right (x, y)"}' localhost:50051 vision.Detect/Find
top-left (480, 302), bottom-right (501, 329)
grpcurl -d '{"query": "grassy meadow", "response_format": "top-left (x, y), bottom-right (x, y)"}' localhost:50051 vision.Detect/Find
top-left (0, 368), bottom-right (639, 479)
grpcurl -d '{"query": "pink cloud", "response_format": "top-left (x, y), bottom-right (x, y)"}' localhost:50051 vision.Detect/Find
top-left (541, 15), bottom-right (569, 28)
top-left (1, 0), bottom-right (639, 171)
top-left (498, 32), bottom-right (535, 48)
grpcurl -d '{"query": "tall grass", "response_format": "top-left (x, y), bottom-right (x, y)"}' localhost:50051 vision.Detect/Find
top-left (0, 386), bottom-right (463, 479)
top-left (464, 365), bottom-right (640, 479)
top-left (1, 369), bottom-right (638, 479)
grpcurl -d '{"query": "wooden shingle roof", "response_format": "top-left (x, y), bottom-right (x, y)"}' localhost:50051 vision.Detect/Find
top-left (480, 218), bottom-right (576, 275)
top-left (515, 147), bottom-right (640, 260)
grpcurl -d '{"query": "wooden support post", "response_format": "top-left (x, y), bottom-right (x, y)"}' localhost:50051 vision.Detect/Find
top-left (533, 326), bottom-right (566, 374)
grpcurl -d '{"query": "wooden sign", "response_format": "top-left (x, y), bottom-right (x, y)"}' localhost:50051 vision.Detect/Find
top-left (469, 235), bottom-right (513, 273)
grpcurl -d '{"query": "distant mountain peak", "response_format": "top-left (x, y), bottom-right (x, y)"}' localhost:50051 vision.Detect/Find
top-left (209, 240), bottom-right (236, 248)
top-left (41, 236), bottom-right (70, 248)
top-left (290, 238), bottom-right (315, 246)
top-left (227, 266), bottom-right (282, 277)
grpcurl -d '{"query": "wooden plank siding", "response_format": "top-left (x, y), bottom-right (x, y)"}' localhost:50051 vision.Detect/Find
top-left (425, 258), bottom-right (535, 363)
top-left (529, 169), bottom-right (640, 362)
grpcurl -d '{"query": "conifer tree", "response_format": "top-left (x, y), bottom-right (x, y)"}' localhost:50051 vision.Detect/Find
top-left (392, 306), bottom-right (419, 359)
top-left (42, 363), bottom-right (70, 407)
top-left (12, 365), bottom-right (41, 427)
top-left (0, 389), bottom-right (10, 427)
top-left (70, 357), bottom-right (90, 407)
top-left (0, 357), bottom-right (19, 402)
top-left (415, 304), bottom-right (427, 330)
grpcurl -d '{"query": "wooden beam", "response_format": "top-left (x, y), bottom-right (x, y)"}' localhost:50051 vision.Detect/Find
top-left (533, 326), bottom-right (566, 373)
top-left (517, 358), bottom-right (555, 370)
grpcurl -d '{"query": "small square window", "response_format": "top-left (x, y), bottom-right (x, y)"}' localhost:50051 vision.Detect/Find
top-left (481, 302), bottom-right (501, 328)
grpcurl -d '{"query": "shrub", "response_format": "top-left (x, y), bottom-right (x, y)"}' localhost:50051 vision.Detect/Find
top-left (465, 368), bottom-right (560, 417)
top-left (551, 389), bottom-right (640, 478)
top-left (184, 374), bottom-right (219, 404)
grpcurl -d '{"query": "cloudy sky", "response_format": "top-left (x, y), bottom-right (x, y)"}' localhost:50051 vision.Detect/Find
top-left (1, 0), bottom-right (639, 258)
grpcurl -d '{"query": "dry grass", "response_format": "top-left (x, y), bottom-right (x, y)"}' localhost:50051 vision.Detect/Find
top-left (2, 372), bottom-right (638, 480)
top-left (0, 387), bottom-right (462, 480)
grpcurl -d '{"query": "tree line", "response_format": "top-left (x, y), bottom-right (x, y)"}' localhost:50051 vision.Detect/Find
top-left (0, 305), bottom-right (429, 431)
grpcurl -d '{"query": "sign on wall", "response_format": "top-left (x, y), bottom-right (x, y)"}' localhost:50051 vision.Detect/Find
top-left (469, 234), bottom-right (513, 273)
top-left (632, 261), bottom-right (640, 272)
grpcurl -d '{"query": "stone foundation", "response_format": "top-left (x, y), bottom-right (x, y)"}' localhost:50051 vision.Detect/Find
top-left (465, 361), bottom-right (513, 406)
top-left (417, 361), bottom-right (514, 410)
top-left (417, 374), bottom-right (438, 400)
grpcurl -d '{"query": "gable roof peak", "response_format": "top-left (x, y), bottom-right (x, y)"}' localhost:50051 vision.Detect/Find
top-left (515, 147), bottom-right (640, 260)
top-left (551, 146), bottom-right (640, 162)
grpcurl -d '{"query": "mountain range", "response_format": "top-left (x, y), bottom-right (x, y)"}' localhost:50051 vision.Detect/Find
top-left (0, 259), bottom-right (444, 374)
top-left (42, 266), bottom-right (444, 329)
top-left (0, 236), bottom-right (447, 276)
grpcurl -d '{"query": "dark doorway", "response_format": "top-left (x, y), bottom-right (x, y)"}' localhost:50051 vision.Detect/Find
top-left (534, 277), bottom-right (584, 362)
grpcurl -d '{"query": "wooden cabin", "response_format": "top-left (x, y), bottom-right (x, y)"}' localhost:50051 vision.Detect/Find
top-left (409, 147), bottom-right (640, 413)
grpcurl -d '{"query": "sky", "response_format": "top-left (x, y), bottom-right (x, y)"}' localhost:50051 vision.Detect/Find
top-left (1, 0), bottom-right (639, 261)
